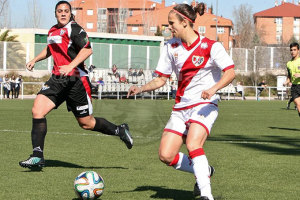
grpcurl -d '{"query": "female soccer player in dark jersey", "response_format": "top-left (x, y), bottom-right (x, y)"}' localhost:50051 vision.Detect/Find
top-left (19, 1), bottom-right (133, 169)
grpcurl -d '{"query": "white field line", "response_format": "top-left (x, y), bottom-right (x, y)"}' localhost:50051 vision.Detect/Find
top-left (0, 129), bottom-right (275, 145)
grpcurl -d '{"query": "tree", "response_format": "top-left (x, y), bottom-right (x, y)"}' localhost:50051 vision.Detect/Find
top-left (0, 29), bottom-right (26, 70)
top-left (0, 0), bottom-right (9, 28)
top-left (233, 4), bottom-right (256, 48)
top-left (25, 0), bottom-right (42, 28)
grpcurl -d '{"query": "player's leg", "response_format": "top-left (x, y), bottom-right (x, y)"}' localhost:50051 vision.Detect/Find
top-left (70, 76), bottom-right (133, 149)
top-left (19, 94), bottom-right (55, 168)
top-left (187, 104), bottom-right (218, 200)
top-left (75, 115), bottom-right (133, 149)
top-left (186, 124), bottom-right (213, 200)
top-left (294, 97), bottom-right (300, 116)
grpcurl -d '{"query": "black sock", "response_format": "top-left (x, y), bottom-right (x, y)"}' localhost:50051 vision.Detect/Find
top-left (93, 117), bottom-right (118, 135)
top-left (31, 118), bottom-right (47, 158)
top-left (298, 112), bottom-right (300, 117)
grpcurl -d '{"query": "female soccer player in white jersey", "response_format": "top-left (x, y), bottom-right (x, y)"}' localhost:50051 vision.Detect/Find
top-left (19, 1), bottom-right (133, 170)
top-left (127, 3), bottom-right (235, 200)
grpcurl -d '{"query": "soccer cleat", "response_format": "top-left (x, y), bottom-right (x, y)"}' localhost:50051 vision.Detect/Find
top-left (118, 123), bottom-right (133, 149)
top-left (193, 165), bottom-right (215, 197)
top-left (19, 155), bottom-right (45, 168)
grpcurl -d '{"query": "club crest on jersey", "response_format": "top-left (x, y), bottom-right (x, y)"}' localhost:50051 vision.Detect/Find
top-left (201, 42), bottom-right (208, 49)
top-left (192, 56), bottom-right (204, 67)
top-left (60, 29), bottom-right (65, 35)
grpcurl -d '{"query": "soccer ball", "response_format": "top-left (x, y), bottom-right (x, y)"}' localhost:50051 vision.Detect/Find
top-left (74, 171), bottom-right (105, 200)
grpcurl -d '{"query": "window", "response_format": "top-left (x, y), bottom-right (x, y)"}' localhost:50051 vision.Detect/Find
top-left (132, 27), bottom-right (138, 32)
top-left (276, 35), bottom-right (282, 43)
top-left (217, 27), bottom-right (224, 34)
top-left (276, 26), bottom-right (282, 34)
top-left (129, 10), bottom-right (133, 16)
top-left (87, 23), bottom-right (93, 29)
top-left (72, 10), bottom-right (77, 16)
top-left (150, 26), bottom-right (157, 33)
top-left (198, 26), bottom-right (205, 34)
top-left (87, 9), bottom-right (93, 16)
top-left (294, 18), bottom-right (300, 25)
top-left (275, 18), bottom-right (282, 25)
top-left (294, 26), bottom-right (300, 34)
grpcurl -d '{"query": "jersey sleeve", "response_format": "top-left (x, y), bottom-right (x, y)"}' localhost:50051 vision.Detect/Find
top-left (155, 44), bottom-right (173, 78)
top-left (210, 42), bottom-right (234, 71)
top-left (71, 23), bottom-right (91, 50)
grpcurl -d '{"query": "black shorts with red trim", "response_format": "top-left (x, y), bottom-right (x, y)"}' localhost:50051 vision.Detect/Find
top-left (38, 74), bottom-right (92, 118)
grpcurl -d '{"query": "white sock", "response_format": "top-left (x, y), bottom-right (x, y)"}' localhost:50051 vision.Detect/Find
top-left (170, 152), bottom-right (193, 173)
top-left (190, 149), bottom-right (214, 200)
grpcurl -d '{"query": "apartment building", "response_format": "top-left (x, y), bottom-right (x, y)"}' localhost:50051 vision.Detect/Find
top-left (254, 1), bottom-right (300, 45)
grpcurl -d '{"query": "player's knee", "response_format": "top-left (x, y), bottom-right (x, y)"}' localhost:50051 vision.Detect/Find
top-left (32, 106), bottom-right (44, 118)
top-left (78, 121), bottom-right (93, 130)
top-left (158, 151), bottom-right (173, 165)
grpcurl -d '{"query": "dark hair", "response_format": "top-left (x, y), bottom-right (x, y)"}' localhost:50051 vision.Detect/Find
top-left (55, 1), bottom-right (75, 21)
top-left (290, 42), bottom-right (299, 50)
top-left (172, 2), bottom-right (205, 27)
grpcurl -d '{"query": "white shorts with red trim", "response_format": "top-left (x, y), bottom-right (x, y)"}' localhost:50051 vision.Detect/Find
top-left (164, 103), bottom-right (218, 136)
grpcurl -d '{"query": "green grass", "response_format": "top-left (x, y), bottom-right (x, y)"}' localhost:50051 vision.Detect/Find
top-left (0, 99), bottom-right (299, 200)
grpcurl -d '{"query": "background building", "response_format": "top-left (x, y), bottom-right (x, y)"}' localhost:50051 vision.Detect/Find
top-left (254, 1), bottom-right (300, 45)
top-left (70, 0), bottom-right (233, 49)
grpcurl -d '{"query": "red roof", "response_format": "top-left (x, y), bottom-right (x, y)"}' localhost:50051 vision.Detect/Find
top-left (127, 5), bottom-right (233, 27)
top-left (254, 2), bottom-right (300, 17)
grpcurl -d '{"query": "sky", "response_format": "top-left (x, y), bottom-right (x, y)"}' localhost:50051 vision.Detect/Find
top-left (9, 0), bottom-right (278, 29)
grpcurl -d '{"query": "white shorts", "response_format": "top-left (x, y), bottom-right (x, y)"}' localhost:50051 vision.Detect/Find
top-left (164, 103), bottom-right (219, 136)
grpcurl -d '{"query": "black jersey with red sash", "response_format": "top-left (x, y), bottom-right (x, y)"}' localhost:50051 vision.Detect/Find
top-left (47, 21), bottom-right (91, 76)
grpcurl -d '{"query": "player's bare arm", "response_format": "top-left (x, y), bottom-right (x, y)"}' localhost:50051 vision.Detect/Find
top-left (59, 47), bottom-right (93, 75)
top-left (26, 46), bottom-right (51, 71)
top-left (202, 68), bottom-right (235, 100)
top-left (127, 76), bottom-right (168, 98)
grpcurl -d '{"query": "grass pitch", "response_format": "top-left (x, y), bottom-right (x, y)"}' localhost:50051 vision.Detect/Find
top-left (0, 99), bottom-right (299, 200)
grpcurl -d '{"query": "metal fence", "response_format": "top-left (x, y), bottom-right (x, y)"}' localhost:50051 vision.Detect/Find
top-left (0, 81), bottom-right (291, 101)
top-left (0, 41), bottom-right (161, 71)
top-left (0, 41), bottom-right (292, 73)
top-left (231, 46), bottom-right (290, 73)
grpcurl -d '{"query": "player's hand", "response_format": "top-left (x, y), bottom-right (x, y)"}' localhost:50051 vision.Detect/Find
top-left (201, 88), bottom-right (217, 100)
top-left (26, 60), bottom-right (35, 71)
top-left (59, 65), bottom-right (74, 76)
top-left (127, 85), bottom-right (142, 98)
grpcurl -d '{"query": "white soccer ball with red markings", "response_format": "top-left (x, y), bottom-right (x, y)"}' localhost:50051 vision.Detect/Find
top-left (74, 171), bottom-right (105, 200)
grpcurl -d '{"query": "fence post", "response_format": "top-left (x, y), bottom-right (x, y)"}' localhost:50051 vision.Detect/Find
top-left (245, 49), bottom-right (248, 73)
top-left (0, 83), bottom-right (2, 100)
top-left (270, 47), bottom-right (274, 69)
top-left (3, 41), bottom-right (7, 71)
top-left (146, 46), bottom-right (150, 70)
top-left (268, 87), bottom-right (271, 101)
top-left (109, 44), bottom-right (112, 68)
top-left (128, 45), bottom-right (131, 68)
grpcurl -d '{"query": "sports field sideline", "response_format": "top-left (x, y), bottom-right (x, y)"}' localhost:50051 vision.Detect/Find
top-left (0, 100), bottom-right (299, 200)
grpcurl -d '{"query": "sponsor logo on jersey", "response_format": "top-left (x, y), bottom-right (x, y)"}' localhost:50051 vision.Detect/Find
top-left (192, 56), bottom-right (204, 67)
top-left (76, 105), bottom-right (89, 111)
top-left (79, 110), bottom-right (87, 115)
top-left (47, 35), bottom-right (62, 44)
top-left (41, 84), bottom-right (50, 91)
top-left (201, 42), bottom-right (208, 49)
top-left (79, 28), bottom-right (85, 34)
top-left (174, 52), bottom-right (178, 61)
top-left (60, 29), bottom-right (66, 35)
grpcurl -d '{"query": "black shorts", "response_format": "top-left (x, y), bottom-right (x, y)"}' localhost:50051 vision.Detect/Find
top-left (38, 75), bottom-right (93, 118)
top-left (291, 84), bottom-right (300, 100)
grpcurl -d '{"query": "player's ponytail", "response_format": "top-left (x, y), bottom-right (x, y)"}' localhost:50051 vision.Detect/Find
top-left (172, 2), bottom-right (205, 27)
top-left (193, 2), bottom-right (205, 17)
top-left (55, 0), bottom-right (75, 22)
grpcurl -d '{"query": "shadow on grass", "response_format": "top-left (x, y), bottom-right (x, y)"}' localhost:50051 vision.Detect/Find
top-left (45, 159), bottom-right (128, 170)
top-left (209, 134), bottom-right (300, 156)
top-left (269, 126), bottom-right (300, 131)
top-left (114, 186), bottom-right (224, 200)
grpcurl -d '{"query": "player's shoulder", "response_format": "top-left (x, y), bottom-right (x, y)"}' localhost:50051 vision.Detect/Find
top-left (70, 21), bottom-right (87, 34)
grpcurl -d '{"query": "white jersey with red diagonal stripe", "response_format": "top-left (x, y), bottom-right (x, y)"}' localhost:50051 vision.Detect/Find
top-left (155, 33), bottom-right (234, 110)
